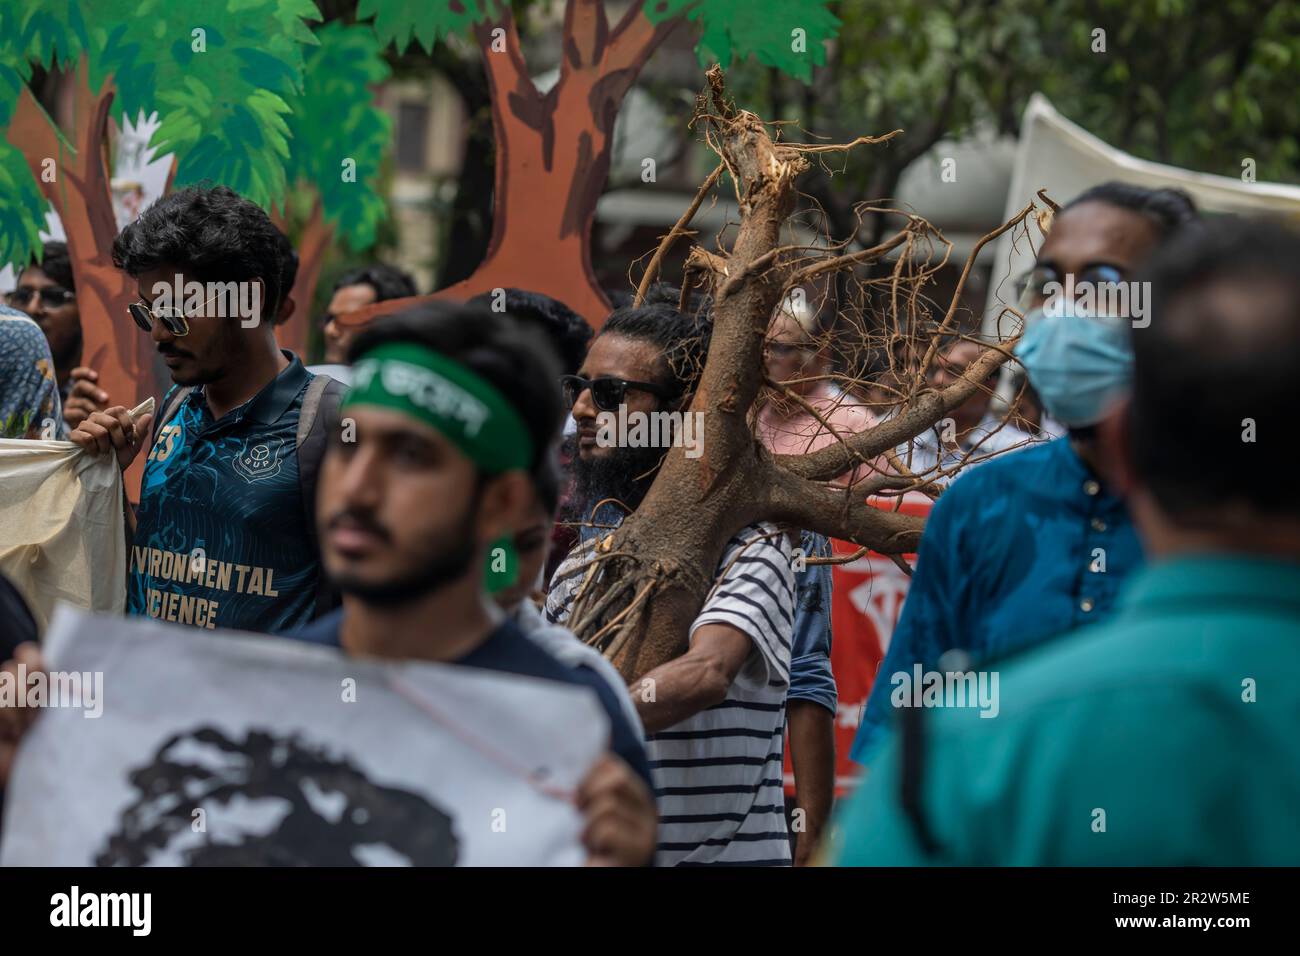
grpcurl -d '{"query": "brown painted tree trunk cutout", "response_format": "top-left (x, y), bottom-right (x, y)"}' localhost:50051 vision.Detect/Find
top-left (345, 1), bottom-right (678, 329)
top-left (273, 194), bottom-right (331, 358)
top-left (6, 55), bottom-right (170, 495)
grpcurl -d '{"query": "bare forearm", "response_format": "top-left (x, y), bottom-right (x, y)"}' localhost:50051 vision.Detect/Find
top-left (632, 655), bottom-right (731, 734)
top-left (788, 699), bottom-right (835, 862)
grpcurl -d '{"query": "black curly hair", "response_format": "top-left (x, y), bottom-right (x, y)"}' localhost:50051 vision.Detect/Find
top-left (112, 185), bottom-right (287, 323)
top-left (1065, 182), bottom-right (1199, 239)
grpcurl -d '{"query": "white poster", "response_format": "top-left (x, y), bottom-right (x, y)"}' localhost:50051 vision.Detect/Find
top-left (0, 606), bottom-right (608, 866)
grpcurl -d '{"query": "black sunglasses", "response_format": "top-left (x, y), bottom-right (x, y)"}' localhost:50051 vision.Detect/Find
top-left (127, 288), bottom-right (231, 337)
top-left (128, 301), bottom-right (189, 337)
top-left (1015, 263), bottom-right (1126, 302)
top-left (6, 284), bottom-right (75, 308)
top-left (560, 374), bottom-right (677, 411)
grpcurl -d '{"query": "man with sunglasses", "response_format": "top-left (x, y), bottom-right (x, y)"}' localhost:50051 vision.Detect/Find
top-left (69, 186), bottom-right (344, 635)
top-left (850, 181), bottom-right (1199, 767)
top-left (8, 242), bottom-right (81, 402)
top-left (754, 295), bottom-right (875, 864)
top-left (898, 337), bottom-right (1040, 483)
top-left (547, 300), bottom-right (798, 867)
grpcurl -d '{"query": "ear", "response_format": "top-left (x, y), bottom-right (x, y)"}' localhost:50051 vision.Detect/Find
top-left (254, 277), bottom-right (273, 330)
top-left (277, 294), bottom-right (296, 324)
top-left (477, 470), bottom-right (536, 545)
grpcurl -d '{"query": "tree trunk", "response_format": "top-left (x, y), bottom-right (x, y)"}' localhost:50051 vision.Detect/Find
top-left (343, 0), bottom-right (677, 330)
top-left (8, 59), bottom-right (157, 498)
top-left (275, 193), bottom-right (332, 359)
top-left (435, 63), bottom-right (615, 324)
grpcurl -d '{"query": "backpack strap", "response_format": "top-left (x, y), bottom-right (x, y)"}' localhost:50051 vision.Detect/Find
top-left (151, 385), bottom-right (195, 446)
top-left (295, 375), bottom-right (347, 619)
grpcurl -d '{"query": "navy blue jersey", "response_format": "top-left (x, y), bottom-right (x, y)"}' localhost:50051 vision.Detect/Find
top-left (293, 611), bottom-right (652, 789)
top-left (127, 354), bottom-right (322, 634)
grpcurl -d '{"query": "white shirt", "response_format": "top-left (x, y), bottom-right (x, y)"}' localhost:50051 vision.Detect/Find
top-left (547, 522), bottom-right (796, 866)
top-left (513, 599), bottom-right (644, 739)
top-left (899, 411), bottom-right (1042, 485)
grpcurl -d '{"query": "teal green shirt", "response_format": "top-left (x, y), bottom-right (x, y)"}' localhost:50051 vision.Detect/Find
top-left (830, 554), bottom-right (1300, 866)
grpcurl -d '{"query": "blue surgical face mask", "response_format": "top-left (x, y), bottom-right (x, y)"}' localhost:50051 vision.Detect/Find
top-left (1014, 306), bottom-right (1133, 428)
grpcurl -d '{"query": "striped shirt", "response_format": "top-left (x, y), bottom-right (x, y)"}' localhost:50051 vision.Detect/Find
top-left (547, 522), bottom-right (796, 866)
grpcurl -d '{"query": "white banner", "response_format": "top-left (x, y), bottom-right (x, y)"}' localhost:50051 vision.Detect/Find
top-left (0, 440), bottom-right (126, 633)
top-left (984, 93), bottom-right (1300, 338)
top-left (0, 606), bottom-right (608, 866)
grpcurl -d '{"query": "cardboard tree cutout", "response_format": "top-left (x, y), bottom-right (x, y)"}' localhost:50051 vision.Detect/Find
top-left (1, 0), bottom-right (323, 493)
top-left (348, 0), bottom-right (841, 328)
top-left (274, 20), bottom-right (392, 356)
top-left (0, 2), bottom-right (391, 494)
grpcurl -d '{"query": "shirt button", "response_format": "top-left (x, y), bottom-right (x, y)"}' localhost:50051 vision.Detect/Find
top-left (1080, 597), bottom-right (1096, 613)
top-left (1083, 480), bottom-right (1101, 496)
top-left (1091, 517), bottom-right (1107, 532)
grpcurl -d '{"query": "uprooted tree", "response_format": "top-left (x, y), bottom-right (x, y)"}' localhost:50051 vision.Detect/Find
top-left (561, 66), bottom-right (1043, 680)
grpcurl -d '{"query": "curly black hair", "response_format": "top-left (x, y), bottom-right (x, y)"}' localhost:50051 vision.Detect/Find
top-left (112, 185), bottom-right (286, 322)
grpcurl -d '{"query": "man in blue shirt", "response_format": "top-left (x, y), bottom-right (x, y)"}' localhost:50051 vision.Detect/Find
top-left (292, 302), bottom-right (656, 865)
top-left (851, 182), bottom-right (1199, 764)
top-left (832, 215), bottom-right (1300, 866)
top-left (70, 186), bottom-right (342, 634)
top-left (786, 529), bottom-right (836, 864)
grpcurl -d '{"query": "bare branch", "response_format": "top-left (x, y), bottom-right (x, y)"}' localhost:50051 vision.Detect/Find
top-left (634, 164), bottom-right (724, 305)
top-left (776, 335), bottom-right (1022, 482)
top-left (766, 464), bottom-right (926, 555)
top-left (915, 202), bottom-right (1035, 385)
top-left (788, 223), bottom-right (916, 286)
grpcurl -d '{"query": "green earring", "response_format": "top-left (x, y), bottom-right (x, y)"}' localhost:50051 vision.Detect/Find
top-left (484, 534), bottom-right (519, 594)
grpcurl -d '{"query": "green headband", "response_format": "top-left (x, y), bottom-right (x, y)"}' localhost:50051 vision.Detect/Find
top-left (341, 342), bottom-right (529, 594)
top-left (342, 342), bottom-right (533, 474)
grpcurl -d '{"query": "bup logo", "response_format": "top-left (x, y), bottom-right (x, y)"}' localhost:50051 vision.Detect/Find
top-left (233, 437), bottom-right (285, 483)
